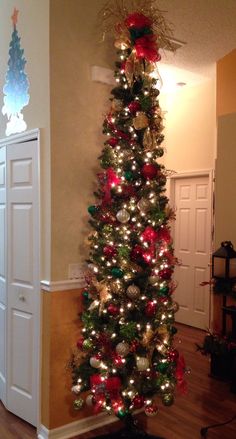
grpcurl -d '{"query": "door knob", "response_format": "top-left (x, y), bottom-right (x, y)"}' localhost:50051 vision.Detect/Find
top-left (19, 294), bottom-right (26, 302)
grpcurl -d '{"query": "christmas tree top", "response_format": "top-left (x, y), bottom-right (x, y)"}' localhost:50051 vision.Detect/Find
top-left (71, 0), bottom-right (187, 423)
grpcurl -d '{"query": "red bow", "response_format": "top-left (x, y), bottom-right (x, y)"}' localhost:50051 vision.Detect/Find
top-left (102, 168), bottom-right (120, 205)
top-left (125, 13), bottom-right (152, 29)
top-left (90, 375), bottom-right (122, 413)
top-left (135, 35), bottom-right (161, 63)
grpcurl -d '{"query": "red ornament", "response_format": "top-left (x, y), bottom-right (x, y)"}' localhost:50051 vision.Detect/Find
top-left (112, 353), bottom-right (123, 367)
top-left (76, 337), bottom-right (84, 349)
top-left (167, 349), bottom-right (179, 363)
top-left (141, 226), bottom-right (158, 243)
top-left (125, 12), bottom-right (152, 29)
top-left (141, 163), bottom-right (158, 179)
top-left (145, 403), bottom-right (159, 417)
top-left (128, 101), bottom-right (141, 114)
top-left (145, 301), bottom-right (157, 317)
top-left (158, 268), bottom-right (173, 280)
top-left (130, 245), bottom-right (144, 263)
top-left (121, 184), bottom-right (136, 198)
top-left (133, 395), bottom-right (144, 409)
top-left (107, 304), bottom-right (120, 316)
top-left (108, 137), bottom-right (119, 147)
top-left (142, 248), bottom-right (155, 264)
top-left (130, 340), bottom-right (139, 352)
top-left (103, 245), bottom-right (117, 258)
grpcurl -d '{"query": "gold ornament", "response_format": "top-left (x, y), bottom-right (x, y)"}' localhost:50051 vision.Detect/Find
top-left (114, 36), bottom-right (130, 50)
top-left (125, 51), bottom-right (143, 85)
top-left (136, 356), bottom-right (149, 371)
top-left (110, 279), bottom-right (123, 295)
top-left (111, 99), bottom-right (123, 112)
top-left (133, 112), bottom-right (149, 130)
top-left (137, 197), bottom-right (151, 213)
top-left (143, 127), bottom-right (158, 150)
top-left (126, 284), bottom-right (140, 300)
top-left (93, 280), bottom-right (111, 315)
top-left (116, 342), bottom-right (130, 356)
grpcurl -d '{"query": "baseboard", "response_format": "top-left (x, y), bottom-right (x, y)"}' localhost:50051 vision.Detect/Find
top-left (37, 412), bottom-right (118, 439)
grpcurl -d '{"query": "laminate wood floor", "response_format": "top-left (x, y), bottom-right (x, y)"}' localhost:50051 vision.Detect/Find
top-left (1, 324), bottom-right (236, 439)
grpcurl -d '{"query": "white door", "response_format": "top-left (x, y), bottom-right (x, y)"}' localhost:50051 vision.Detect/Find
top-left (6, 140), bottom-right (40, 426)
top-left (173, 175), bottom-right (212, 329)
top-left (0, 147), bottom-right (7, 405)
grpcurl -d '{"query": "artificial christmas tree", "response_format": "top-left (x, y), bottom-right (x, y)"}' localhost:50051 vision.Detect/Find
top-left (71, 2), bottom-right (186, 437)
top-left (2, 8), bottom-right (30, 136)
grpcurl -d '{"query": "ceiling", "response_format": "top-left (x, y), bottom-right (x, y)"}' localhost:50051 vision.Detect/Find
top-left (156, 0), bottom-right (236, 87)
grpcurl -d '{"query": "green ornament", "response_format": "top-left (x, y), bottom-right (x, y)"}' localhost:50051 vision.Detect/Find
top-left (88, 205), bottom-right (97, 216)
top-left (158, 286), bottom-right (169, 297)
top-left (111, 267), bottom-right (124, 278)
top-left (156, 362), bottom-right (169, 373)
top-left (162, 393), bottom-right (174, 407)
top-left (117, 408), bottom-right (129, 419)
top-left (82, 339), bottom-right (93, 351)
top-left (82, 290), bottom-right (89, 300)
top-left (73, 398), bottom-right (84, 410)
top-left (118, 246), bottom-right (130, 259)
top-left (124, 171), bottom-right (133, 181)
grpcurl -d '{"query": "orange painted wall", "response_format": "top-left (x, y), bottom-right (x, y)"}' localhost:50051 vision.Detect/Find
top-left (41, 289), bottom-right (93, 429)
top-left (217, 49), bottom-right (236, 116)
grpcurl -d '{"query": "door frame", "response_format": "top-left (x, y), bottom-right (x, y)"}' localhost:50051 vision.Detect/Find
top-left (0, 129), bottom-right (41, 428)
top-left (168, 169), bottom-right (214, 328)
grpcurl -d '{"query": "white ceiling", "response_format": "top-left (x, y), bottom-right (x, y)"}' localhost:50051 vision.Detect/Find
top-left (156, 0), bottom-right (236, 86)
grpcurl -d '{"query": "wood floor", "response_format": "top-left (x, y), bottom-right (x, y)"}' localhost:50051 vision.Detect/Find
top-left (1, 324), bottom-right (236, 439)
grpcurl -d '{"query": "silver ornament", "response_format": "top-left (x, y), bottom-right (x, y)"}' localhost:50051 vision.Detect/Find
top-left (71, 384), bottom-right (81, 394)
top-left (86, 394), bottom-right (94, 407)
top-left (116, 209), bottom-right (130, 223)
top-left (137, 198), bottom-right (151, 212)
top-left (136, 357), bottom-right (149, 371)
top-left (90, 356), bottom-right (101, 368)
top-left (116, 342), bottom-right (130, 357)
top-left (126, 284), bottom-right (140, 300)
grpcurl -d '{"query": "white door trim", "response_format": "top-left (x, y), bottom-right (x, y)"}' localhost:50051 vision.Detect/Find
top-left (0, 129), bottom-right (40, 148)
top-left (0, 130), bottom-right (41, 429)
top-left (169, 169), bottom-right (214, 328)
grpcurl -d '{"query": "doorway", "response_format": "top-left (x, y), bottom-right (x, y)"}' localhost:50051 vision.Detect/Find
top-left (170, 171), bottom-right (213, 329)
top-left (0, 130), bottom-right (40, 427)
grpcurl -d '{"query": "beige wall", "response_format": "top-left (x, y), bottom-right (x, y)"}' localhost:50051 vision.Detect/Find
top-left (50, 0), bottom-right (114, 280)
top-left (217, 49), bottom-right (236, 117)
top-left (215, 49), bottom-right (236, 248)
top-left (0, 0), bottom-right (51, 279)
top-left (161, 79), bottom-right (216, 173)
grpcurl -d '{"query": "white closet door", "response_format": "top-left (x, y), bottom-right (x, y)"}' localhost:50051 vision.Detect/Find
top-left (6, 140), bottom-right (39, 426)
top-left (0, 147), bottom-right (7, 405)
top-left (173, 175), bottom-right (211, 329)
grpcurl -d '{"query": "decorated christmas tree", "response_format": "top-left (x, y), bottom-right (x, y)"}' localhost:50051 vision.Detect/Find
top-left (71, 2), bottom-right (186, 434)
top-left (2, 8), bottom-right (30, 136)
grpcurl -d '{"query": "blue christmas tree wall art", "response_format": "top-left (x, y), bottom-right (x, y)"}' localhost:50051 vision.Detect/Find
top-left (2, 8), bottom-right (30, 136)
